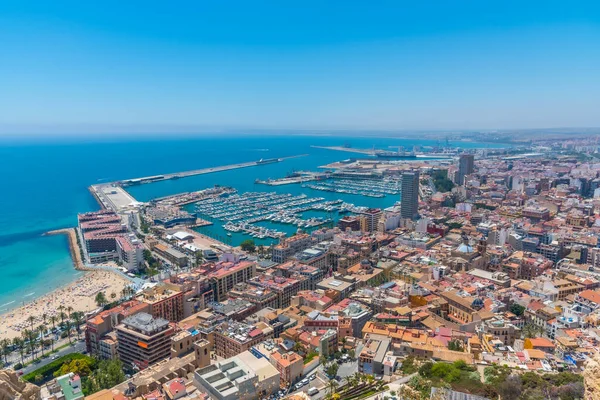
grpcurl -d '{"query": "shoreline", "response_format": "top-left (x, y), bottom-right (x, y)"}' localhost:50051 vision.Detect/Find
top-left (45, 227), bottom-right (89, 271)
top-left (0, 228), bottom-right (129, 340)
top-left (0, 269), bottom-right (130, 340)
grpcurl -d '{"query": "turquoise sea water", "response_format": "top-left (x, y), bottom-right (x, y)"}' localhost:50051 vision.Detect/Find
top-left (0, 134), bottom-right (507, 311)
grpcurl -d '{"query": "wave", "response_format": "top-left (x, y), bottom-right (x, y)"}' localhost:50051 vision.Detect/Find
top-left (0, 300), bottom-right (15, 307)
top-left (23, 292), bottom-right (35, 297)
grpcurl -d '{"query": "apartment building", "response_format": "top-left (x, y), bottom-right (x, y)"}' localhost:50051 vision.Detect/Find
top-left (248, 273), bottom-right (303, 308)
top-left (272, 234), bottom-right (313, 263)
top-left (116, 313), bottom-right (174, 370)
top-left (213, 321), bottom-right (274, 359)
top-left (85, 300), bottom-right (151, 357)
top-left (137, 285), bottom-right (184, 322)
top-left (270, 350), bottom-right (303, 385)
top-left (274, 261), bottom-right (324, 291)
top-left (207, 261), bottom-right (257, 302)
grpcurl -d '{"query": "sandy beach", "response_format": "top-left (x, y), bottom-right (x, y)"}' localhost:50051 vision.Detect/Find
top-left (0, 270), bottom-right (130, 340)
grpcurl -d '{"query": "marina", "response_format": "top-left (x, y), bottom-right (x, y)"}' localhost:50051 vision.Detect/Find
top-left (302, 177), bottom-right (401, 198)
top-left (193, 191), bottom-right (368, 240)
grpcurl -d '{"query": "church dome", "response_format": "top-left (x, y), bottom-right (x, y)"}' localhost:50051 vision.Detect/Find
top-left (456, 243), bottom-right (473, 253)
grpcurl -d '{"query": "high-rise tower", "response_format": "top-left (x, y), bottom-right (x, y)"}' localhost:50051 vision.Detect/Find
top-left (401, 171), bottom-right (419, 220)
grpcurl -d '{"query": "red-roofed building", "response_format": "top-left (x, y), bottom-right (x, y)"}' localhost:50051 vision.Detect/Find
top-left (85, 300), bottom-right (151, 358)
top-left (575, 289), bottom-right (600, 313)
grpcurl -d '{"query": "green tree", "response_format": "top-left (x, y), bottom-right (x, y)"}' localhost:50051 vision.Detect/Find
top-left (401, 356), bottom-right (417, 374)
top-left (27, 315), bottom-right (36, 331)
top-left (58, 305), bottom-right (66, 323)
top-left (497, 375), bottom-right (522, 400)
top-left (522, 323), bottom-right (539, 339)
top-left (83, 359), bottom-right (126, 395)
top-left (0, 339), bottom-right (11, 364)
top-left (326, 379), bottom-right (339, 398)
top-left (65, 321), bottom-right (73, 344)
top-left (49, 315), bottom-right (58, 331)
top-left (95, 292), bottom-right (108, 308)
top-left (54, 357), bottom-right (94, 377)
top-left (431, 170), bottom-right (455, 192)
top-left (240, 239), bottom-right (256, 253)
top-left (448, 339), bottom-right (464, 352)
top-left (326, 362), bottom-right (339, 378)
top-left (509, 303), bottom-right (525, 316)
top-left (195, 250), bottom-right (204, 266)
top-left (72, 312), bottom-right (84, 339)
top-left (13, 338), bottom-right (25, 365)
top-left (483, 363), bottom-right (511, 385)
top-left (418, 361), bottom-right (434, 378)
top-left (37, 325), bottom-right (46, 358)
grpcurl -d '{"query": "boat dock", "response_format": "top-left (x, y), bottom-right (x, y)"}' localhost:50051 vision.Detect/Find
top-left (119, 154), bottom-right (308, 186)
top-left (90, 183), bottom-right (139, 211)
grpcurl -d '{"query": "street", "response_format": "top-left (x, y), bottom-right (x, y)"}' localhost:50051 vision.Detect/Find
top-left (20, 340), bottom-right (86, 375)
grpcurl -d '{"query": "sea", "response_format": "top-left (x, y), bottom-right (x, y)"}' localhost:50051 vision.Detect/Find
top-left (0, 134), bottom-right (508, 312)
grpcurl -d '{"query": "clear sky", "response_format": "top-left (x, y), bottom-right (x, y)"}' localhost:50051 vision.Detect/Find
top-left (0, 0), bottom-right (599, 133)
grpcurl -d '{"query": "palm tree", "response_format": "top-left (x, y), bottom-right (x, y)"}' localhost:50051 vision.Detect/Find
top-left (352, 372), bottom-right (361, 386)
top-left (110, 292), bottom-right (117, 301)
top-left (66, 306), bottom-right (74, 321)
top-left (37, 325), bottom-right (46, 358)
top-left (327, 380), bottom-right (339, 398)
top-left (50, 315), bottom-right (58, 331)
top-left (27, 315), bottom-right (36, 331)
top-left (21, 330), bottom-right (32, 360)
top-left (342, 376), bottom-right (352, 390)
top-left (49, 337), bottom-right (55, 352)
top-left (72, 312), bottom-right (84, 339)
top-left (59, 312), bottom-right (68, 329)
top-left (0, 339), bottom-right (10, 364)
top-left (42, 313), bottom-right (48, 325)
top-left (58, 305), bottom-right (66, 323)
top-left (65, 321), bottom-right (73, 344)
top-left (95, 292), bottom-right (108, 308)
top-left (257, 245), bottom-right (265, 259)
top-left (13, 338), bottom-right (25, 365)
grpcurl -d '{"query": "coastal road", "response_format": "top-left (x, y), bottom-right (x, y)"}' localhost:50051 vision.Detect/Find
top-left (20, 341), bottom-right (86, 375)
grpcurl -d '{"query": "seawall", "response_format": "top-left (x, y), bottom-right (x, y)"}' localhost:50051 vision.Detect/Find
top-left (45, 228), bottom-right (90, 271)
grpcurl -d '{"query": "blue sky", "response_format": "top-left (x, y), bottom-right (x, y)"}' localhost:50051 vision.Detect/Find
top-left (0, 0), bottom-right (599, 133)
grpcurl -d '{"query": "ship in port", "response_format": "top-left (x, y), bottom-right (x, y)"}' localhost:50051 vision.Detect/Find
top-left (256, 158), bottom-right (282, 165)
top-left (374, 150), bottom-right (417, 159)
